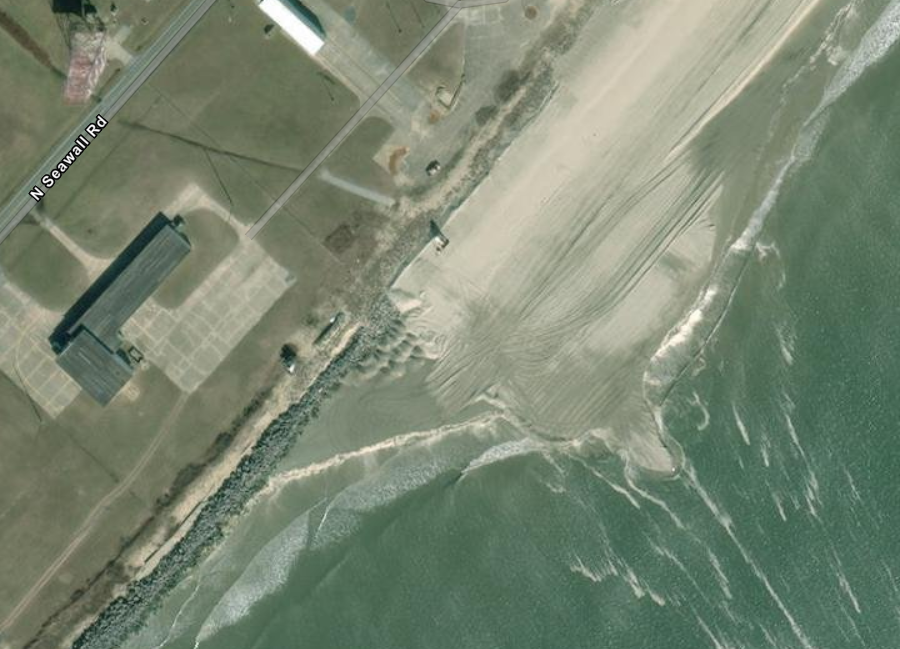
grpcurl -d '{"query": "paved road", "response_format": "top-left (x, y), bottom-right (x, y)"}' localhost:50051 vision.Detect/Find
top-left (247, 1), bottom-right (465, 239)
top-left (247, 0), bottom-right (508, 239)
top-left (0, 0), bottom-right (219, 245)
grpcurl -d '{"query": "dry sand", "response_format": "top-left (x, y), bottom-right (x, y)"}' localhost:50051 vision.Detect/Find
top-left (30, 1), bottom-right (847, 645)
top-left (392, 0), bottom-right (832, 473)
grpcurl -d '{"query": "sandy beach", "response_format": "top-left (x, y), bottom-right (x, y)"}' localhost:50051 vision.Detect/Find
top-left (394, 0), bottom-right (841, 473)
top-left (67, 0), bottom-right (900, 646)
top-left (61, 0), bottom-right (867, 646)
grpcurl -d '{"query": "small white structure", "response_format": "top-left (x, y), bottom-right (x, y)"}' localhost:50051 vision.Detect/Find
top-left (258, 0), bottom-right (325, 56)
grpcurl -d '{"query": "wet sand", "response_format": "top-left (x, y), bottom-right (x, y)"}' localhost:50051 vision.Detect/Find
top-left (65, 0), bottom-right (850, 646)
top-left (89, 1), bottom-right (900, 647)
top-left (393, 0), bottom-right (838, 473)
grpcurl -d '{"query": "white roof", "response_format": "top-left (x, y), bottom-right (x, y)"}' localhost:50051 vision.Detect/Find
top-left (259, 0), bottom-right (325, 56)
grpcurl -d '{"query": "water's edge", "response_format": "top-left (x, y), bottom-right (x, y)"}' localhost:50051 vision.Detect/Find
top-left (67, 3), bottom-right (604, 648)
top-left (643, 0), bottom-right (900, 458)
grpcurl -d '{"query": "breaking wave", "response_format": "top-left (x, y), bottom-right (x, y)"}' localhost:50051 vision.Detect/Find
top-left (186, 407), bottom-right (535, 646)
top-left (194, 512), bottom-right (311, 646)
top-left (644, 0), bottom-right (900, 430)
top-left (460, 437), bottom-right (546, 477)
top-left (255, 411), bottom-right (506, 501)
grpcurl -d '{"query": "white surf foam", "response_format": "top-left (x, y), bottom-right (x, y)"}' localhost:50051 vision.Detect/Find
top-left (843, 467), bottom-right (862, 504)
top-left (147, 575), bottom-right (206, 649)
top-left (623, 469), bottom-right (686, 530)
top-left (618, 562), bottom-right (665, 606)
top-left (707, 550), bottom-right (733, 600)
top-left (776, 324), bottom-right (795, 366)
top-left (695, 615), bottom-right (732, 649)
top-left (309, 418), bottom-right (513, 550)
top-left (257, 411), bottom-right (505, 501)
top-left (760, 440), bottom-right (771, 468)
top-left (685, 463), bottom-right (817, 649)
top-left (821, 0), bottom-right (900, 109)
top-left (732, 403), bottom-right (750, 446)
top-left (755, 239), bottom-right (788, 289)
top-left (569, 554), bottom-right (618, 584)
top-left (576, 459), bottom-right (641, 510)
top-left (194, 512), bottom-right (311, 646)
top-left (783, 412), bottom-right (804, 456)
top-left (645, 0), bottom-right (900, 433)
top-left (832, 553), bottom-right (863, 614)
top-left (691, 391), bottom-right (710, 431)
top-left (460, 437), bottom-right (545, 476)
top-left (772, 491), bottom-right (788, 522)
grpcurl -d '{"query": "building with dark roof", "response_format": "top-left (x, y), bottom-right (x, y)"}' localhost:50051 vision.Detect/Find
top-left (52, 214), bottom-right (191, 405)
top-left (56, 329), bottom-right (135, 405)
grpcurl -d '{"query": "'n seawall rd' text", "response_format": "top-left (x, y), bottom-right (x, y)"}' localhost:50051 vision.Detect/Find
top-left (29, 114), bottom-right (109, 202)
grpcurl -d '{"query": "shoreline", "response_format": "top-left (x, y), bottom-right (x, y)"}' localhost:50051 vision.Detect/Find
top-left (41, 3), bottom-right (605, 648)
top-left (387, 0), bottom-right (857, 482)
top-left (643, 0), bottom-right (884, 437)
top-left (29, 0), bottom-right (862, 644)
top-left (70, 314), bottom-right (385, 649)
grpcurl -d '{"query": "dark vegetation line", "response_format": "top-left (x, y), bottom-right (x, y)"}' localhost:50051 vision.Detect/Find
top-left (202, 149), bottom-right (235, 224)
top-left (23, 377), bottom-right (281, 649)
top-left (120, 120), bottom-right (306, 175)
top-left (72, 319), bottom-right (386, 649)
top-left (0, 9), bottom-right (62, 76)
top-left (68, 4), bottom-right (602, 648)
top-left (137, 84), bottom-right (334, 246)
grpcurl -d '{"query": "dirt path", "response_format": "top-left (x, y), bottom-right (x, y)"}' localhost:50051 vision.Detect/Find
top-left (0, 394), bottom-right (189, 635)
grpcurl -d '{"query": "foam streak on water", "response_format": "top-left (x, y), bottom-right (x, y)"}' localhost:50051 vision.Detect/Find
top-left (460, 437), bottom-right (545, 477)
top-left (684, 464), bottom-right (817, 649)
top-left (106, 5), bottom-right (900, 649)
top-left (255, 411), bottom-right (506, 500)
top-left (194, 512), bottom-right (311, 646)
top-left (644, 0), bottom-right (900, 427)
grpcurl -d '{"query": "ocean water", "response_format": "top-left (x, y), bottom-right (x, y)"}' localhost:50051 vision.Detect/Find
top-left (121, 4), bottom-right (900, 648)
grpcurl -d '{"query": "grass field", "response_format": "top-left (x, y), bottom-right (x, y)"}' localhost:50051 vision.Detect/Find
top-left (283, 116), bottom-right (395, 265)
top-left (59, 367), bottom-right (183, 490)
top-left (145, 0), bottom-right (360, 180)
top-left (46, 124), bottom-right (216, 256)
top-left (0, 370), bottom-right (122, 611)
top-left (0, 1), bottom-right (479, 645)
top-left (0, 217), bottom-right (89, 310)
top-left (0, 1), bottom-right (198, 211)
top-left (407, 21), bottom-right (466, 91)
top-left (0, 2), bottom-right (70, 71)
top-left (0, 3), bottom-right (82, 209)
top-left (0, 373), bottom-right (39, 440)
top-left (0, 30), bottom-right (360, 649)
top-left (154, 209), bottom-right (239, 309)
top-left (39, 0), bottom-right (370, 249)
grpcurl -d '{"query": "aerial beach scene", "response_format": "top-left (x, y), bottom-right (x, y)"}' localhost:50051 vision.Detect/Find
top-left (1, 0), bottom-right (900, 648)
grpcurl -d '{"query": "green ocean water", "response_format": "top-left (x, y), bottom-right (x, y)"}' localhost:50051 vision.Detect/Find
top-left (119, 4), bottom-right (900, 649)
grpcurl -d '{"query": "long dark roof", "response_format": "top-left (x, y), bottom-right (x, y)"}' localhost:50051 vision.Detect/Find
top-left (53, 214), bottom-right (191, 405)
top-left (57, 329), bottom-right (134, 405)
top-left (64, 216), bottom-right (191, 349)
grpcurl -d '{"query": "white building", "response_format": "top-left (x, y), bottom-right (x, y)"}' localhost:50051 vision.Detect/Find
top-left (258, 0), bottom-right (325, 56)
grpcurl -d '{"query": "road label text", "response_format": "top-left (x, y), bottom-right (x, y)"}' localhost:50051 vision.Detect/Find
top-left (29, 114), bottom-right (109, 202)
